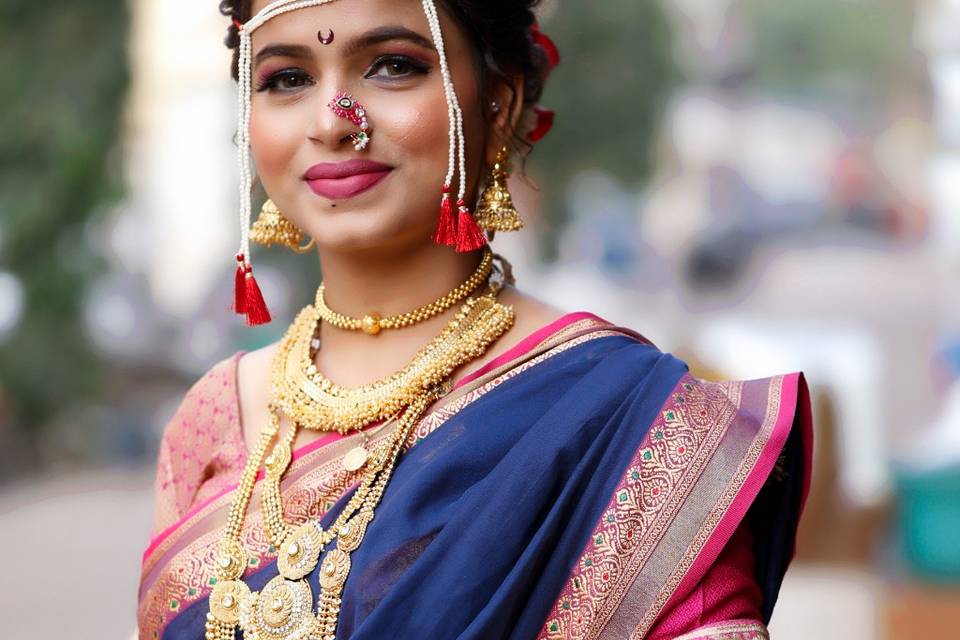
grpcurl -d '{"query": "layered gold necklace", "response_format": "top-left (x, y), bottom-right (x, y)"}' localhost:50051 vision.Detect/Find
top-left (205, 267), bottom-right (514, 640)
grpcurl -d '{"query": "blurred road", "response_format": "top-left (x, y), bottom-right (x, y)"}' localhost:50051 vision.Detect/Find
top-left (0, 469), bottom-right (153, 639)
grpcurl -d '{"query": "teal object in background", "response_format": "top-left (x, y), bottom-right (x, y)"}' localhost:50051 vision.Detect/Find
top-left (896, 464), bottom-right (960, 581)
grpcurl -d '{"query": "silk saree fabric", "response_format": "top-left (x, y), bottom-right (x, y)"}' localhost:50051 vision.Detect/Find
top-left (138, 313), bottom-right (811, 639)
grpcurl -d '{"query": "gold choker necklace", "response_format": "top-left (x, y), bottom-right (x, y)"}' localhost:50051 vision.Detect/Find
top-left (205, 281), bottom-right (514, 640)
top-left (315, 248), bottom-right (493, 335)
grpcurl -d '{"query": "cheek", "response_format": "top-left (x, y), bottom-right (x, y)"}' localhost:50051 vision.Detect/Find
top-left (378, 91), bottom-right (448, 167)
top-left (249, 104), bottom-right (304, 180)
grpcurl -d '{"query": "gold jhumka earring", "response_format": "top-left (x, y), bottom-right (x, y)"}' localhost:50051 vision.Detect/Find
top-left (250, 199), bottom-right (317, 254)
top-left (473, 145), bottom-right (524, 232)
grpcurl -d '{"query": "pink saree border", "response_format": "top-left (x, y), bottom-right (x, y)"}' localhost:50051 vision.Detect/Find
top-left (537, 371), bottom-right (810, 640)
top-left (455, 311), bottom-right (609, 387)
top-left (142, 429), bottom-right (350, 563)
top-left (141, 310), bottom-right (607, 564)
top-left (658, 373), bottom-right (807, 620)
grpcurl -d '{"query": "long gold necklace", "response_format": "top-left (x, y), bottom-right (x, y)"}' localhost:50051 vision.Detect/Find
top-left (205, 283), bottom-right (514, 640)
top-left (316, 247), bottom-right (493, 335)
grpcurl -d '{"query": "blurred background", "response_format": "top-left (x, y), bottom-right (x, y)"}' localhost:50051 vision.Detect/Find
top-left (1, 0), bottom-right (959, 637)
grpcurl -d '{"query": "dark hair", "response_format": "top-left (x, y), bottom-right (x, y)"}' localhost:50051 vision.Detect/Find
top-left (217, 0), bottom-right (550, 157)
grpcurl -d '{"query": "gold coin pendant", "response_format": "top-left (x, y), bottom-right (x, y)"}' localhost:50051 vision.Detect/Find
top-left (342, 445), bottom-right (369, 472)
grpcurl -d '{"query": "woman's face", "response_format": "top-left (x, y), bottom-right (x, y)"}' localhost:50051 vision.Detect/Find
top-left (248, 0), bottom-right (488, 254)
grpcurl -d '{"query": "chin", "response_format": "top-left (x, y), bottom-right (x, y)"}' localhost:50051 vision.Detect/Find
top-left (308, 212), bottom-right (431, 255)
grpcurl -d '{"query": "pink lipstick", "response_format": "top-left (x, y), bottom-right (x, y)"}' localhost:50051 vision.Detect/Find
top-left (303, 159), bottom-right (393, 199)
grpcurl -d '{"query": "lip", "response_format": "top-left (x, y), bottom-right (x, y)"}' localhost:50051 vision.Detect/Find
top-left (303, 159), bottom-right (394, 200)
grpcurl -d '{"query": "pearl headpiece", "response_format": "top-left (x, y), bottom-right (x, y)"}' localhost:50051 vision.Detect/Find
top-left (231, 0), bottom-right (484, 325)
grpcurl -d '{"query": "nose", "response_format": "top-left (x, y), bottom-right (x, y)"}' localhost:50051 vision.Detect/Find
top-left (307, 83), bottom-right (365, 148)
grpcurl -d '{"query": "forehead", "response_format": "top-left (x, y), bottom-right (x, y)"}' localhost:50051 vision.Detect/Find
top-left (249, 0), bottom-right (424, 25)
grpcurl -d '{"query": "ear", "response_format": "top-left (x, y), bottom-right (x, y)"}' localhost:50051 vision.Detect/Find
top-left (483, 74), bottom-right (526, 166)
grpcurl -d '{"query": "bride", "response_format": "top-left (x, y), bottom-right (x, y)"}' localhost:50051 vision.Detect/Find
top-left (137, 1), bottom-right (812, 638)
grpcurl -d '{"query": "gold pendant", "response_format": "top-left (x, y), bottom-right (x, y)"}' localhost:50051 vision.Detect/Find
top-left (277, 521), bottom-right (324, 581)
top-left (240, 576), bottom-right (316, 640)
top-left (342, 445), bottom-right (369, 472)
top-left (264, 439), bottom-right (292, 475)
top-left (216, 538), bottom-right (248, 581)
top-left (336, 511), bottom-right (373, 553)
top-left (209, 580), bottom-right (251, 625)
top-left (318, 548), bottom-right (352, 592)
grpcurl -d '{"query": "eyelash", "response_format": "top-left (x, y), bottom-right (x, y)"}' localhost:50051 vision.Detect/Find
top-left (254, 55), bottom-right (430, 93)
top-left (366, 54), bottom-right (431, 80)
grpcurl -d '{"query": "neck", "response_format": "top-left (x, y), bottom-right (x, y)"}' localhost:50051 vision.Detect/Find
top-left (313, 242), bottom-right (487, 387)
top-left (318, 242), bottom-right (484, 317)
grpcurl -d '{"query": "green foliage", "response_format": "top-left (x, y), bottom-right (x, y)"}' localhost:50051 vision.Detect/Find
top-left (528, 1), bottom-right (676, 253)
top-left (745, 0), bottom-right (917, 100)
top-left (0, 1), bottom-right (130, 433)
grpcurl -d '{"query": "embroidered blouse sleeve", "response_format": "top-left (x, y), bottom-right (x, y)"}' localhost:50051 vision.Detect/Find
top-left (151, 353), bottom-right (247, 536)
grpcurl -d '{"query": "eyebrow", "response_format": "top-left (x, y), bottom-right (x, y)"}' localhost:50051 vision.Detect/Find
top-left (254, 43), bottom-right (312, 68)
top-left (341, 25), bottom-right (436, 56)
top-left (253, 25), bottom-right (435, 68)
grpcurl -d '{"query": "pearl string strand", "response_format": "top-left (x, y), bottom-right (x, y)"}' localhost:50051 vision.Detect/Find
top-left (421, 0), bottom-right (459, 195)
top-left (235, 0), bottom-right (342, 265)
top-left (424, 0), bottom-right (467, 205)
top-left (422, 0), bottom-right (469, 212)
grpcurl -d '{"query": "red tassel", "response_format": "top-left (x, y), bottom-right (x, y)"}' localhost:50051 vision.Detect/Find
top-left (243, 267), bottom-right (272, 326)
top-left (432, 185), bottom-right (457, 246)
top-left (233, 254), bottom-right (247, 315)
top-left (455, 201), bottom-right (487, 252)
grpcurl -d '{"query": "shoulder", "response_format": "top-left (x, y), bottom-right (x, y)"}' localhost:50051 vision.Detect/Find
top-left (494, 285), bottom-right (663, 362)
top-left (161, 352), bottom-right (245, 445)
top-left (151, 352), bottom-right (247, 534)
top-left (235, 341), bottom-right (281, 453)
top-left (495, 285), bottom-right (568, 340)
top-left (188, 352), bottom-right (244, 402)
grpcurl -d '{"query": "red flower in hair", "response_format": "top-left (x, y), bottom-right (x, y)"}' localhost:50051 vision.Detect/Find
top-left (528, 106), bottom-right (555, 143)
top-left (530, 21), bottom-right (560, 77)
top-left (527, 21), bottom-right (559, 143)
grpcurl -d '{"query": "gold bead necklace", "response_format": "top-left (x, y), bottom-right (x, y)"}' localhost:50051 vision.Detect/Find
top-left (315, 248), bottom-right (493, 335)
top-left (205, 281), bottom-right (515, 640)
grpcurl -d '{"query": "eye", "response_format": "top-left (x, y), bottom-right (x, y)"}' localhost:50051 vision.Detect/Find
top-left (256, 68), bottom-right (314, 93)
top-left (364, 55), bottom-right (430, 80)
